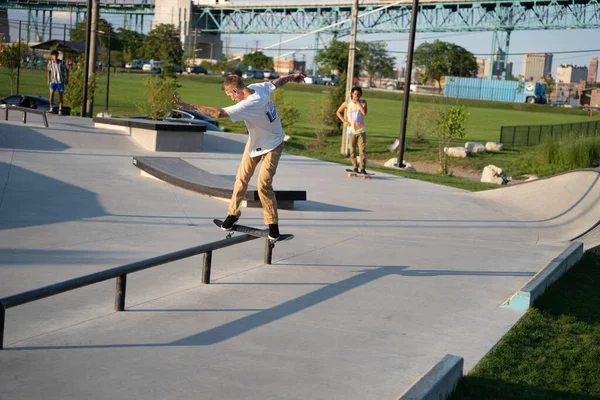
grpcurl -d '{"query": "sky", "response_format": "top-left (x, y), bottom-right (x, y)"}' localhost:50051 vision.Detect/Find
top-left (6, 0), bottom-right (600, 77)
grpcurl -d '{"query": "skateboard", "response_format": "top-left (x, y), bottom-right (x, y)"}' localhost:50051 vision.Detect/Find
top-left (346, 169), bottom-right (375, 179)
top-left (213, 219), bottom-right (294, 246)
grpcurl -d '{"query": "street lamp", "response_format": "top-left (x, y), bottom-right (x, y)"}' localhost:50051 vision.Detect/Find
top-left (97, 29), bottom-right (111, 112)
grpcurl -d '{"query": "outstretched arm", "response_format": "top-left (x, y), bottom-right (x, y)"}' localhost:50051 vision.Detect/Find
top-left (173, 95), bottom-right (229, 119)
top-left (271, 73), bottom-right (305, 88)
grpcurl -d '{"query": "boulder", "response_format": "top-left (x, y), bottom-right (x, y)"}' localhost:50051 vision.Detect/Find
top-left (384, 158), bottom-right (416, 171)
top-left (388, 139), bottom-right (407, 152)
top-left (465, 142), bottom-right (486, 153)
top-left (284, 135), bottom-right (292, 142)
top-left (481, 165), bottom-right (512, 185)
top-left (444, 147), bottom-right (470, 158)
top-left (486, 142), bottom-right (504, 151)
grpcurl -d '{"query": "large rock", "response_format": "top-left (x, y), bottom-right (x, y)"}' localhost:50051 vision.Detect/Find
top-left (465, 142), bottom-right (485, 153)
top-left (444, 147), bottom-right (470, 158)
top-left (481, 165), bottom-right (512, 185)
top-left (388, 139), bottom-right (407, 152)
top-left (486, 142), bottom-right (504, 151)
top-left (384, 158), bottom-right (416, 171)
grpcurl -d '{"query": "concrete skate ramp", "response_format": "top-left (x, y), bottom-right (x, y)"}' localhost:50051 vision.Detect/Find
top-left (474, 169), bottom-right (600, 248)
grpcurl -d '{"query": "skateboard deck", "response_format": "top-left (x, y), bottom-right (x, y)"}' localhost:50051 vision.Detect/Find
top-left (346, 169), bottom-right (374, 179)
top-left (213, 219), bottom-right (294, 242)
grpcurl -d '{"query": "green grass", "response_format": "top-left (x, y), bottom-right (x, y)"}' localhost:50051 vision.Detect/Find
top-left (449, 249), bottom-right (600, 400)
top-left (3, 68), bottom-right (598, 184)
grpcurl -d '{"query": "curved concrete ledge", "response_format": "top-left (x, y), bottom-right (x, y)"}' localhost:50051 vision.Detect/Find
top-left (94, 117), bottom-right (206, 152)
top-left (133, 156), bottom-right (306, 209)
top-left (398, 354), bottom-right (464, 400)
top-left (503, 241), bottom-right (584, 310)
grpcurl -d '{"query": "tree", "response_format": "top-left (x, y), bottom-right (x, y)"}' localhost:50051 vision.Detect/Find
top-left (433, 105), bottom-right (470, 175)
top-left (413, 40), bottom-right (478, 90)
top-left (363, 42), bottom-right (395, 87)
top-left (315, 39), bottom-right (367, 76)
top-left (0, 41), bottom-right (26, 94)
top-left (141, 24), bottom-right (183, 66)
top-left (115, 28), bottom-right (145, 57)
top-left (243, 51), bottom-right (273, 70)
top-left (70, 19), bottom-right (121, 51)
top-left (136, 75), bottom-right (178, 120)
top-left (63, 56), bottom-right (97, 116)
top-left (545, 77), bottom-right (556, 95)
top-left (271, 88), bottom-right (299, 130)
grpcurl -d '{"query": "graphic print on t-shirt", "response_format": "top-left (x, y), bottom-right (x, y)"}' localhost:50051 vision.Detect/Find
top-left (265, 99), bottom-right (279, 123)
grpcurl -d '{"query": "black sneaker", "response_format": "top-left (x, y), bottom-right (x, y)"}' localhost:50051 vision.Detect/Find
top-left (353, 167), bottom-right (359, 173)
top-left (360, 169), bottom-right (367, 175)
top-left (268, 224), bottom-right (280, 241)
top-left (221, 215), bottom-right (238, 230)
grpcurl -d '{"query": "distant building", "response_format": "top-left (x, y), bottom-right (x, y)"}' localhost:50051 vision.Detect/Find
top-left (556, 64), bottom-right (588, 83)
top-left (588, 56), bottom-right (598, 84)
top-left (523, 53), bottom-right (553, 81)
top-left (476, 58), bottom-right (490, 78)
top-left (477, 53), bottom-right (512, 79)
top-left (273, 58), bottom-right (305, 75)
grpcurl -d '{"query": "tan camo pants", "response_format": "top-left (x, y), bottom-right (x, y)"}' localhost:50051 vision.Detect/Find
top-left (349, 132), bottom-right (366, 169)
top-left (228, 141), bottom-right (284, 225)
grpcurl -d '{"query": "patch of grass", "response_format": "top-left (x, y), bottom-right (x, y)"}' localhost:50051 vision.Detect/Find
top-left (4, 68), bottom-right (599, 184)
top-left (449, 250), bottom-right (600, 400)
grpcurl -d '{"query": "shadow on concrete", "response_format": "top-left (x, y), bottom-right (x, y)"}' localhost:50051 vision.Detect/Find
top-left (0, 123), bottom-right (71, 151)
top-left (8, 265), bottom-right (535, 351)
top-left (291, 200), bottom-right (368, 213)
top-left (0, 162), bottom-right (106, 230)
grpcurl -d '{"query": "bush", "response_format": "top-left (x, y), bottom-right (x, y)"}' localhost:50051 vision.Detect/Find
top-left (136, 75), bottom-right (178, 120)
top-left (63, 56), bottom-right (97, 116)
top-left (271, 88), bottom-right (300, 130)
top-left (323, 75), bottom-right (346, 135)
top-left (541, 135), bottom-right (600, 170)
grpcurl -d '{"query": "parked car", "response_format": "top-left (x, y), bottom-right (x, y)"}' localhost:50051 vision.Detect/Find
top-left (304, 75), bottom-right (324, 85)
top-left (186, 65), bottom-right (208, 75)
top-left (242, 70), bottom-right (264, 79)
top-left (263, 70), bottom-right (279, 79)
top-left (0, 94), bottom-right (71, 115)
top-left (322, 74), bottom-right (340, 86)
top-left (222, 68), bottom-right (243, 77)
top-left (132, 109), bottom-right (223, 132)
top-left (174, 64), bottom-right (184, 74)
top-left (125, 59), bottom-right (144, 69)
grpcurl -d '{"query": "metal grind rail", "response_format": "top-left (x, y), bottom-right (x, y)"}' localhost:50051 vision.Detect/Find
top-left (0, 233), bottom-right (281, 350)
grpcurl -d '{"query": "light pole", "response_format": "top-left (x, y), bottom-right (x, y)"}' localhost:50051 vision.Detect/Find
top-left (98, 29), bottom-right (111, 112)
top-left (396, 0), bottom-right (420, 168)
top-left (81, 0), bottom-right (93, 117)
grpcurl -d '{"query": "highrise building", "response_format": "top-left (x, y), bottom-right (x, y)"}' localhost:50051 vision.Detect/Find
top-left (588, 56), bottom-right (598, 84)
top-left (557, 64), bottom-right (588, 83)
top-left (522, 53), bottom-right (553, 81)
top-left (476, 58), bottom-right (490, 78)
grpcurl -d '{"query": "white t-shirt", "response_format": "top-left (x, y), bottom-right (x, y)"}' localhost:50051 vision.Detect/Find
top-left (223, 82), bottom-right (285, 157)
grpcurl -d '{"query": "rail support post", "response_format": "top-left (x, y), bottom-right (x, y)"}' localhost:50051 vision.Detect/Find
top-left (264, 237), bottom-right (273, 265)
top-left (115, 274), bottom-right (127, 311)
top-left (0, 302), bottom-right (5, 350)
top-left (202, 251), bottom-right (212, 284)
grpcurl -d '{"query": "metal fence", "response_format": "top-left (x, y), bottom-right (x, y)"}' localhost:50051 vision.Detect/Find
top-left (500, 120), bottom-right (600, 147)
top-left (0, 233), bottom-right (281, 350)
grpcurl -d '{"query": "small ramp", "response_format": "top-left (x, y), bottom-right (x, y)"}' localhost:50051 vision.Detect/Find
top-left (474, 169), bottom-right (600, 248)
top-left (133, 157), bottom-right (306, 208)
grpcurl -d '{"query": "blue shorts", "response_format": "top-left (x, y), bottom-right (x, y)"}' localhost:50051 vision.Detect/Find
top-left (49, 82), bottom-right (65, 92)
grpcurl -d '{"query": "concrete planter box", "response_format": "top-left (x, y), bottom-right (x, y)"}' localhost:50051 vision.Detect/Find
top-left (94, 117), bottom-right (206, 152)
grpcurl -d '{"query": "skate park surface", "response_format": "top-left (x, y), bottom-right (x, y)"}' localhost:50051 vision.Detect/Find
top-left (1, 114), bottom-right (599, 399)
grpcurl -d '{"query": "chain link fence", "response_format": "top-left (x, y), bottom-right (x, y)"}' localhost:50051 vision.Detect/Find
top-left (500, 120), bottom-right (600, 147)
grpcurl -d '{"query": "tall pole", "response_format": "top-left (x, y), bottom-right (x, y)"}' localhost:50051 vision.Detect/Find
top-left (341, 0), bottom-right (359, 156)
top-left (81, 0), bottom-right (93, 117)
top-left (17, 21), bottom-right (22, 94)
top-left (86, 0), bottom-right (98, 117)
top-left (396, 0), bottom-right (420, 168)
top-left (105, 29), bottom-right (111, 112)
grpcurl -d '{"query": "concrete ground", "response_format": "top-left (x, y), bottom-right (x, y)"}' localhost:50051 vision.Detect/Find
top-left (0, 114), bottom-right (595, 399)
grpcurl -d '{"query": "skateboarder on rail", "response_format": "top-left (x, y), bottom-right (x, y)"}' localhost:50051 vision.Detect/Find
top-left (173, 73), bottom-right (305, 241)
